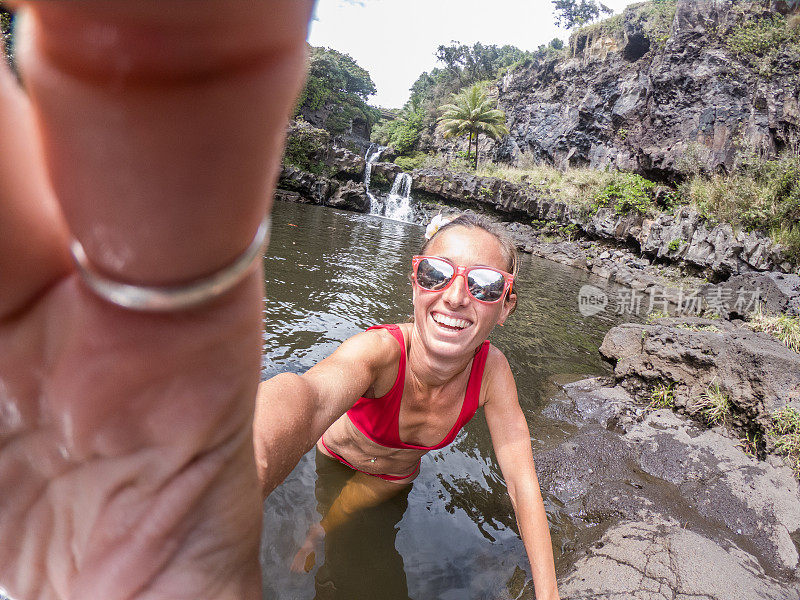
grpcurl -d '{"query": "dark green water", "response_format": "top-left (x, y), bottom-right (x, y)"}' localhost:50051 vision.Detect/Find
top-left (260, 201), bottom-right (631, 600)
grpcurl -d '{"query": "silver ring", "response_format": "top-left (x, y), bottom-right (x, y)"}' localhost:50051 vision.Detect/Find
top-left (70, 217), bottom-right (270, 312)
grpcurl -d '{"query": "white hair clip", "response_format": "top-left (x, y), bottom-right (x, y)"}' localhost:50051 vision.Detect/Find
top-left (424, 213), bottom-right (453, 241)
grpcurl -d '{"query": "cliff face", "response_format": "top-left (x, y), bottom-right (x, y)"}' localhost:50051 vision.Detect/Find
top-left (486, 0), bottom-right (800, 181)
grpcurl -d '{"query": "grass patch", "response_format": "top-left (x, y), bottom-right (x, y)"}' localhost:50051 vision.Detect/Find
top-left (648, 382), bottom-right (675, 410)
top-left (393, 152), bottom-right (428, 172)
top-left (737, 430), bottom-right (762, 458)
top-left (646, 310), bottom-right (669, 323)
top-left (694, 380), bottom-right (730, 426)
top-left (679, 152), bottom-right (800, 263)
top-left (768, 407), bottom-right (800, 476)
top-left (747, 308), bottom-right (800, 353)
top-left (725, 12), bottom-right (800, 77)
top-left (475, 160), bottom-right (615, 213)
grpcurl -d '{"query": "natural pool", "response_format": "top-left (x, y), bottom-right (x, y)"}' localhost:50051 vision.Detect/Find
top-left (259, 201), bottom-right (631, 600)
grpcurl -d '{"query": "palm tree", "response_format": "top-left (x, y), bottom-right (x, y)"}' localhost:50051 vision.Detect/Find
top-left (437, 83), bottom-right (509, 169)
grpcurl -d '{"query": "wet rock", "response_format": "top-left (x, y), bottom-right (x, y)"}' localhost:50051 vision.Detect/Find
top-left (370, 161), bottom-right (402, 187)
top-left (326, 146), bottom-right (365, 178)
top-left (556, 377), bottom-right (631, 428)
top-left (539, 402), bottom-right (800, 595)
top-left (625, 410), bottom-right (800, 576)
top-left (561, 519), bottom-right (799, 600)
top-left (277, 165), bottom-right (332, 205)
top-left (599, 319), bottom-right (800, 428)
top-left (699, 272), bottom-right (800, 319)
top-left (325, 180), bottom-right (369, 212)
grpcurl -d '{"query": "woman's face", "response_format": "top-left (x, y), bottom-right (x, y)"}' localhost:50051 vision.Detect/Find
top-left (412, 226), bottom-right (516, 359)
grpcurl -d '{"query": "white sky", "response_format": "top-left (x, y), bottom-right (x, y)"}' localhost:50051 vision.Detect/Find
top-left (308, 0), bottom-right (641, 108)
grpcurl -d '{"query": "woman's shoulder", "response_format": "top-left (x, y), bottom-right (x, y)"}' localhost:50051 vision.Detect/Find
top-left (479, 343), bottom-right (516, 406)
top-left (345, 324), bottom-right (405, 369)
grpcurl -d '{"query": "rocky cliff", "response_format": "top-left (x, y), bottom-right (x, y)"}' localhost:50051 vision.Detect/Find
top-left (462, 0), bottom-right (800, 181)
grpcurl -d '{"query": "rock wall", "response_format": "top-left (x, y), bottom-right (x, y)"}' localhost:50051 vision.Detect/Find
top-left (410, 167), bottom-right (795, 276)
top-left (461, 0), bottom-right (800, 181)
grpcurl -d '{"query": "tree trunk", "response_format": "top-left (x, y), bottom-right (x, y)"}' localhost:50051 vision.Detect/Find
top-left (474, 133), bottom-right (479, 170)
top-left (466, 132), bottom-right (472, 163)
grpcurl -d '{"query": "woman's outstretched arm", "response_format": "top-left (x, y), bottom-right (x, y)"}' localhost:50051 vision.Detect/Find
top-left (484, 349), bottom-right (560, 600)
top-left (254, 326), bottom-right (400, 497)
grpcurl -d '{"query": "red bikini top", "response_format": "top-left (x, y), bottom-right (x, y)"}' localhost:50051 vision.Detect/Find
top-left (346, 324), bottom-right (491, 450)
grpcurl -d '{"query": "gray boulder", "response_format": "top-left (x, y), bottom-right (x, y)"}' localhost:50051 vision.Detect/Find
top-left (599, 319), bottom-right (800, 429)
top-left (325, 180), bottom-right (369, 212)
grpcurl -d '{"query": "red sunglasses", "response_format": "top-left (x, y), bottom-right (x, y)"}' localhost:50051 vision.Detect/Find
top-left (412, 256), bottom-right (514, 304)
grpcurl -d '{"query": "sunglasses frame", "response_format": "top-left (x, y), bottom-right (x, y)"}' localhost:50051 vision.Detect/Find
top-left (411, 255), bottom-right (515, 304)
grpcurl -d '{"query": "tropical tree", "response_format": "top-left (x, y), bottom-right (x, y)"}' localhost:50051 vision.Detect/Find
top-left (437, 83), bottom-right (509, 169)
top-left (552, 0), bottom-right (613, 29)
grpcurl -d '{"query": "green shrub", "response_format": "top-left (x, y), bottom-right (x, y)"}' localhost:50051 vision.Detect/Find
top-left (592, 173), bottom-right (656, 215)
top-left (394, 152), bottom-right (428, 172)
top-left (282, 121), bottom-right (333, 176)
top-left (667, 238), bottom-right (682, 252)
top-left (726, 13), bottom-right (800, 76)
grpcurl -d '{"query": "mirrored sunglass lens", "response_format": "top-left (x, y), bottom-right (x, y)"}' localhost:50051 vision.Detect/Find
top-left (417, 258), bottom-right (453, 290)
top-left (467, 269), bottom-right (506, 301)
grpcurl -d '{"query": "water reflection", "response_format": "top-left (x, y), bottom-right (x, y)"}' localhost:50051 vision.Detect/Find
top-left (261, 201), bottom-right (633, 599)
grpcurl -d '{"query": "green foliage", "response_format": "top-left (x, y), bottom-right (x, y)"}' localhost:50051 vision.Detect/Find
top-left (726, 13), bottom-right (800, 76)
top-left (371, 98), bottom-right (426, 155)
top-left (592, 172), bottom-right (656, 215)
top-left (639, 0), bottom-right (678, 49)
top-left (393, 152), bottom-right (428, 172)
top-left (681, 151), bottom-right (800, 264)
top-left (282, 121), bottom-right (333, 176)
top-left (438, 83), bottom-right (509, 169)
top-left (648, 382), bottom-right (675, 410)
top-left (768, 407), bottom-right (800, 476)
top-left (435, 41), bottom-right (534, 88)
top-left (667, 238), bottom-right (683, 253)
top-left (647, 310), bottom-right (669, 323)
top-left (552, 0), bottom-right (614, 29)
top-left (296, 46), bottom-right (379, 135)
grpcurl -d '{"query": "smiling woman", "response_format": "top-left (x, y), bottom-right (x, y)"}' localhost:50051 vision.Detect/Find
top-left (253, 213), bottom-right (560, 600)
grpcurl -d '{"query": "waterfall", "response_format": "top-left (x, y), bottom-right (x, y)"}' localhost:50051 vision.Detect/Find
top-left (381, 172), bottom-right (414, 222)
top-left (363, 143), bottom-right (385, 193)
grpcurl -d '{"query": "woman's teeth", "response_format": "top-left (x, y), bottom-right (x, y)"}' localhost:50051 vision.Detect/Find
top-left (432, 313), bottom-right (470, 330)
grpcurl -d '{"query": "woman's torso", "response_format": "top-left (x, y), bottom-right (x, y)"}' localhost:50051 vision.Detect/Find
top-left (318, 323), bottom-right (491, 479)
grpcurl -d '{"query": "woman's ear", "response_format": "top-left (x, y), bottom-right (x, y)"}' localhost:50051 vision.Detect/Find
top-left (497, 291), bottom-right (517, 325)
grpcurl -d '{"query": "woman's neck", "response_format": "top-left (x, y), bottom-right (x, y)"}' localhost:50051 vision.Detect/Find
top-left (405, 323), bottom-right (477, 391)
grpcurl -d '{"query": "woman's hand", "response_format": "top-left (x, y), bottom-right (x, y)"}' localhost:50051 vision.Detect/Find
top-left (0, 2), bottom-right (312, 598)
top-left (483, 348), bottom-right (560, 600)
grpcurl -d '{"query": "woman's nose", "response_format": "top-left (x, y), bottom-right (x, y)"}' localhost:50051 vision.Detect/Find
top-left (442, 274), bottom-right (470, 306)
